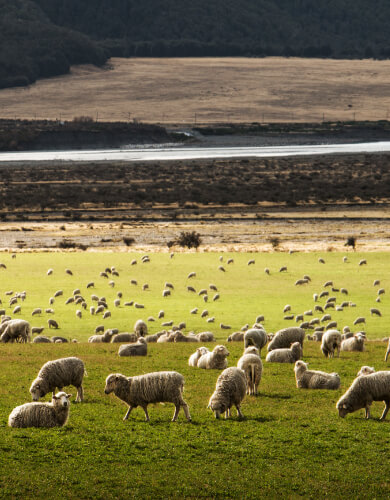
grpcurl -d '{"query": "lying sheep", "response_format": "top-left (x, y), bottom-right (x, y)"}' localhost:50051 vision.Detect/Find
top-left (244, 328), bottom-right (268, 353)
top-left (118, 338), bottom-right (147, 357)
top-left (30, 357), bottom-right (86, 402)
top-left (51, 336), bottom-right (68, 343)
top-left (134, 319), bottom-right (147, 337)
top-left (267, 327), bottom-right (305, 352)
top-left (0, 319), bottom-right (31, 343)
top-left (198, 345), bottom-right (230, 369)
top-left (341, 334), bottom-right (365, 352)
top-left (104, 371), bottom-right (191, 422)
top-left (208, 367), bottom-right (247, 419)
top-left (265, 342), bottom-right (302, 363)
top-left (33, 335), bottom-right (52, 343)
top-left (145, 331), bottom-right (166, 343)
top-left (8, 392), bottom-right (72, 428)
top-left (237, 347), bottom-right (262, 395)
top-left (195, 331), bottom-right (215, 342)
top-left (357, 366), bottom-right (375, 377)
top-left (336, 371), bottom-right (390, 420)
top-left (173, 331), bottom-right (199, 343)
top-left (188, 346), bottom-right (210, 367)
top-left (294, 361), bottom-right (340, 389)
top-left (227, 331), bottom-right (244, 342)
top-left (88, 329), bottom-right (114, 343)
top-left (112, 332), bottom-right (138, 343)
top-left (321, 329), bottom-right (342, 358)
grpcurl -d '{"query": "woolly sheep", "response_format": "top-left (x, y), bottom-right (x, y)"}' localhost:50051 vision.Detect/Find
top-left (9, 392), bottom-right (72, 428)
top-left (336, 371), bottom-right (390, 420)
top-left (237, 349), bottom-right (262, 395)
top-left (265, 342), bottom-right (302, 363)
top-left (283, 305), bottom-right (291, 313)
top-left (187, 272), bottom-right (196, 279)
top-left (48, 319), bottom-right (59, 329)
top-left (208, 367), bottom-right (246, 419)
top-left (134, 319), bottom-right (147, 337)
top-left (188, 346), bottom-right (210, 367)
top-left (173, 331), bottom-right (199, 343)
top-left (51, 336), bottom-right (68, 343)
top-left (244, 328), bottom-right (267, 353)
top-left (198, 345), bottom-right (230, 369)
top-left (294, 361), bottom-right (340, 389)
top-left (145, 331), bottom-right (166, 343)
top-left (321, 329), bottom-right (342, 358)
top-left (353, 317), bottom-right (366, 326)
top-left (267, 327), bottom-right (305, 352)
top-left (370, 308), bottom-right (382, 317)
top-left (0, 319), bottom-right (31, 343)
top-left (88, 330), bottom-right (114, 343)
top-left (31, 326), bottom-right (44, 335)
top-left (359, 259), bottom-right (367, 266)
top-left (104, 371), bottom-right (191, 422)
top-left (357, 366), bottom-right (375, 377)
top-left (30, 357), bottom-right (85, 402)
top-left (209, 284), bottom-right (218, 291)
top-left (341, 334), bottom-right (365, 352)
top-left (118, 338), bottom-right (147, 356)
top-left (227, 331), bottom-right (245, 342)
top-left (195, 331), bottom-right (215, 342)
top-left (112, 332), bottom-right (138, 343)
top-left (33, 335), bottom-right (52, 343)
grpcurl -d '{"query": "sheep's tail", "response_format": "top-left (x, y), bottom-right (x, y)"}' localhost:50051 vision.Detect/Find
top-left (250, 364), bottom-right (255, 386)
top-left (83, 367), bottom-right (88, 377)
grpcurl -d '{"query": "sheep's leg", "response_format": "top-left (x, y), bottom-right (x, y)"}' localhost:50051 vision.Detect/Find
top-left (181, 402), bottom-right (192, 422)
top-left (380, 401), bottom-right (390, 421)
top-left (385, 349), bottom-right (390, 362)
top-left (123, 405), bottom-right (134, 421)
top-left (142, 406), bottom-right (150, 422)
top-left (172, 404), bottom-right (180, 422)
top-left (236, 405), bottom-right (244, 420)
top-left (76, 385), bottom-right (84, 403)
top-left (365, 405), bottom-right (371, 419)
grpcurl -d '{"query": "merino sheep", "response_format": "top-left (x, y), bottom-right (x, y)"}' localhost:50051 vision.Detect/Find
top-left (198, 345), bottom-right (230, 369)
top-left (118, 338), bottom-right (147, 356)
top-left (237, 348), bottom-right (262, 395)
top-left (30, 357), bottom-right (85, 402)
top-left (357, 366), bottom-right (375, 377)
top-left (336, 371), bottom-right (390, 420)
top-left (0, 319), bottom-right (31, 343)
top-left (294, 361), bottom-right (340, 389)
top-left (104, 371), bottom-right (191, 422)
top-left (188, 346), bottom-right (210, 367)
top-left (134, 319), bottom-right (147, 337)
top-left (227, 331), bottom-right (245, 342)
top-left (321, 329), bottom-right (342, 358)
top-left (267, 327), bottom-right (305, 352)
top-left (244, 328), bottom-right (268, 353)
top-left (8, 392), bottom-right (72, 428)
top-left (341, 334), bottom-right (365, 352)
top-left (265, 342), bottom-right (302, 363)
top-left (208, 367), bottom-right (247, 419)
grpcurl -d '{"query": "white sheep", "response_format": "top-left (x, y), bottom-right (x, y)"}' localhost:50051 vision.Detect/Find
top-left (118, 338), bottom-right (147, 356)
top-left (104, 371), bottom-right (191, 422)
top-left (188, 346), bottom-right (210, 367)
top-left (30, 357), bottom-right (85, 402)
top-left (134, 319), bottom-right (148, 337)
top-left (8, 392), bottom-right (72, 428)
top-left (267, 327), bottom-right (305, 352)
top-left (195, 331), bottom-right (215, 342)
top-left (244, 328), bottom-right (268, 353)
top-left (227, 331), bottom-right (245, 342)
top-left (112, 332), bottom-right (138, 343)
top-left (321, 329), bottom-right (342, 358)
top-left (0, 319), bottom-right (31, 343)
top-left (357, 366), bottom-right (375, 377)
top-left (294, 361), bottom-right (340, 389)
top-left (198, 345), bottom-right (229, 369)
top-left (208, 367), bottom-right (247, 419)
top-left (237, 347), bottom-right (262, 395)
top-left (341, 334), bottom-right (365, 352)
top-left (265, 342), bottom-right (302, 363)
top-left (89, 329), bottom-right (114, 343)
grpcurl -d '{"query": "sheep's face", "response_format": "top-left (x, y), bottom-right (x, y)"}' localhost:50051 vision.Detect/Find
top-left (104, 374), bottom-right (118, 394)
top-left (214, 345), bottom-right (229, 357)
top-left (357, 366), bottom-right (375, 377)
top-left (52, 392), bottom-right (72, 408)
top-left (336, 401), bottom-right (352, 418)
top-left (209, 400), bottom-right (226, 419)
top-left (30, 378), bottom-right (46, 401)
top-left (294, 360), bottom-right (307, 374)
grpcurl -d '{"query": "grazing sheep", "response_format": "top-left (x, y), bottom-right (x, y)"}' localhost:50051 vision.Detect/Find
top-left (373, 280), bottom-right (380, 286)
top-left (279, 266), bottom-right (287, 272)
top-left (187, 272), bottom-right (196, 279)
top-left (30, 357), bottom-right (85, 402)
top-left (134, 319), bottom-right (147, 337)
top-left (220, 323), bottom-right (231, 330)
top-left (218, 266), bottom-right (226, 272)
top-left (341, 288), bottom-right (348, 295)
top-left (244, 328), bottom-right (267, 353)
top-left (359, 259), bottom-right (367, 266)
top-left (321, 329), bottom-right (342, 358)
top-left (162, 289), bottom-right (171, 297)
top-left (103, 311), bottom-right (111, 320)
top-left (190, 308), bottom-right (198, 315)
top-left (283, 305), bottom-right (291, 313)
top-left (357, 366), bottom-right (375, 377)
top-left (187, 286), bottom-right (196, 293)
top-left (88, 330), bottom-right (114, 343)
top-left (295, 314), bottom-right (304, 323)
top-left (158, 310), bottom-right (165, 319)
top-left (104, 371), bottom-right (191, 422)
top-left (295, 279), bottom-right (309, 286)
top-left (118, 338), bottom-right (147, 357)
top-left (264, 268), bottom-right (270, 275)
top-left (47, 319), bottom-right (59, 329)
top-left (378, 288), bottom-right (385, 296)
top-left (227, 258), bottom-right (234, 264)
top-left (188, 347), bottom-right (210, 367)
top-left (195, 331), bottom-right (215, 342)
top-left (336, 371), bottom-right (390, 420)
top-left (326, 321), bottom-right (338, 330)
top-left (0, 319), bottom-right (31, 343)
top-left (284, 315), bottom-right (294, 320)
top-left (209, 284), bottom-right (218, 291)
top-left (206, 317), bottom-right (215, 323)
top-left (94, 324), bottom-right (104, 334)
top-left (341, 334), bottom-right (365, 352)
top-left (266, 342), bottom-right (302, 363)
top-left (33, 336), bottom-right (52, 343)
top-left (161, 320), bottom-right (174, 327)
top-left (208, 367), bottom-right (247, 419)
top-left (13, 306), bottom-right (21, 314)
top-left (201, 310), bottom-right (209, 318)
top-left (227, 331), bottom-right (245, 342)
top-left (9, 392), bottom-right (72, 428)
top-left (31, 326), bottom-right (44, 335)
top-left (213, 293), bottom-right (220, 302)
top-left (65, 269), bottom-right (73, 275)
top-left (198, 345), bottom-right (230, 369)
top-left (353, 317), bottom-right (366, 326)
top-left (294, 361), bottom-right (340, 389)
top-left (112, 333), bottom-right (138, 343)
top-left (247, 259), bottom-right (255, 266)
top-left (237, 348), bottom-right (262, 395)
top-left (267, 327), bottom-right (305, 352)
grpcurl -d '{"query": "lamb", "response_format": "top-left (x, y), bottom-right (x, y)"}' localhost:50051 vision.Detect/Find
top-left (227, 331), bottom-right (245, 342)
top-left (244, 328), bottom-right (268, 353)
top-left (195, 331), bottom-right (215, 342)
top-left (265, 342), bottom-right (302, 363)
top-left (267, 327), bottom-right (305, 352)
top-left (88, 329), bottom-right (114, 343)
top-left (0, 319), bottom-right (31, 343)
top-left (30, 357), bottom-right (85, 402)
top-left (8, 392), bottom-right (72, 428)
top-left (134, 319), bottom-right (147, 337)
top-left (341, 334), bottom-right (365, 352)
top-left (118, 338), bottom-right (147, 356)
top-left (112, 332), bottom-right (138, 343)
top-left (104, 371), bottom-right (191, 422)
top-left (237, 348), bottom-right (262, 395)
top-left (321, 329), bottom-right (342, 358)
top-left (198, 345), bottom-right (230, 369)
top-left (357, 366), bottom-right (375, 377)
top-left (188, 346), bottom-right (210, 367)
top-left (294, 361), bottom-right (340, 389)
top-left (336, 371), bottom-right (390, 420)
top-left (207, 367), bottom-right (247, 419)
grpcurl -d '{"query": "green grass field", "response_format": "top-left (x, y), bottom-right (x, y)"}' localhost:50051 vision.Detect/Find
top-left (1, 251), bottom-right (390, 499)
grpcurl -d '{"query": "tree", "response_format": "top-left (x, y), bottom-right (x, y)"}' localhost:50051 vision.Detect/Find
top-left (169, 231), bottom-right (202, 250)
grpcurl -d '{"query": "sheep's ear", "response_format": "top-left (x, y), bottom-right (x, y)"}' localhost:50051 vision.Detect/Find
top-left (52, 394), bottom-right (58, 400)
top-left (67, 394), bottom-right (72, 398)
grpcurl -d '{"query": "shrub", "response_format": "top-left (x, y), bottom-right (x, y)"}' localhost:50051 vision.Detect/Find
top-left (170, 231), bottom-right (202, 249)
top-left (123, 237), bottom-right (135, 246)
top-left (345, 236), bottom-right (356, 250)
top-left (269, 237), bottom-right (281, 250)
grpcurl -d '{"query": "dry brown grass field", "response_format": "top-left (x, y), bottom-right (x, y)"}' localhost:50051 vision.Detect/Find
top-left (1, 57), bottom-right (390, 123)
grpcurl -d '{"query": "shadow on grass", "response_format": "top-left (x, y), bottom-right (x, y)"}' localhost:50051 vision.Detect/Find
top-left (261, 392), bottom-right (292, 400)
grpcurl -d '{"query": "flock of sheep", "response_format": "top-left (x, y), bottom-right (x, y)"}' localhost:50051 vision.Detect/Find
top-left (3, 252), bottom-right (390, 426)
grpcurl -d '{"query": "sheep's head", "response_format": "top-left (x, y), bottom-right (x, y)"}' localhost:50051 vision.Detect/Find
top-left (336, 399), bottom-right (352, 418)
top-left (30, 377), bottom-right (47, 400)
top-left (214, 345), bottom-right (229, 357)
top-left (357, 366), bottom-right (375, 377)
top-left (294, 360), bottom-right (308, 374)
top-left (104, 373), bottom-right (126, 394)
top-left (52, 392), bottom-right (72, 408)
top-left (208, 398), bottom-right (226, 419)
top-left (244, 346), bottom-right (259, 356)
top-left (197, 347), bottom-right (209, 356)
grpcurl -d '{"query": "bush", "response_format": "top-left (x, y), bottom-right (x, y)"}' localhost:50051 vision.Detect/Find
top-left (170, 231), bottom-right (202, 249)
top-left (269, 237), bottom-right (281, 250)
top-left (345, 236), bottom-right (356, 250)
top-left (123, 237), bottom-right (135, 246)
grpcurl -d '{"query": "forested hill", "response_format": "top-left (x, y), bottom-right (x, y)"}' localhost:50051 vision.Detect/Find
top-left (2, 0), bottom-right (390, 89)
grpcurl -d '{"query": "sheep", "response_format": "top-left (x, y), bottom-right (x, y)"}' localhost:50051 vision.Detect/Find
top-left (208, 367), bottom-right (247, 419)
top-left (86, 282), bottom-right (94, 289)
top-left (161, 321), bottom-right (174, 327)
top-left (195, 331), bottom-right (215, 342)
top-left (244, 328), bottom-right (267, 353)
top-left (227, 258), bottom-right (234, 264)
top-left (227, 331), bottom-right (244, 342)
top-left (201, 310), bottom-right (209, 318)
top-left (336, 371), bottom-right (390, 420)
top-left (220, 323), bottom-right (231, 330)
top-left (30, 357), bottom-right (85, 402)
top-left (341, 288), bottom-right (348, 295)
top-left (75, 310), bottom-right (82, 319)
top-left (370, 308), bottom-right (382, 317)
top-left (188, 347), bottom-right (210, 367)
top-left (206, 317), bottom-right (215, 323)
top-left (283, 305), bottom-right (291, 313)
top-left (279, 266), bottom-right (287, 272)
top-left (48, 319), bottom-right (59, 329)
top-left (54, 290), bottom-right (63, 298)
top-left (51, 336), bottom-right (68, 343)
top-left (104, 371), bottom-right (191, 422)
top-left (357, 366), bottom-right (375, 377)
top-left (284, 315), bottom-right (294, 320)
top-left (187, 286), bottom-right (196, 293)
top-left (353, 317), bottom-right (366, 326)
top-left (203, 295), bottom-right (208, 303)
top-left (373, 279), bottom-right (380, 286)
top-left (247, 259), bottom-right (255, 266)
top-left (341, 334), bottom-right (365, 352)
top-left (294, 361), bottom-right (340, 389)
top-left (209, 284), bottom-right (218, 291)
top-left (47, 269), bottom-right (54, 276)
top-left (31, 326), bottom-right (44, 335)
top-left (112, 332), bottom-right (138, 343)
top-left (198, 345), bottom-right (230, 369)
top-left (8, 392), bottom-right (72, 428)
top-left (359, 259), bottom-right (367, 266)
top-left (264, 268), bottom-right (270, 275)
top-left (385, 339), bottom-right (390, 362)
top-left (187, 272), bottom-right (196, 279)
top-left (162, 289), bottom-right (171, 297)
top-left (313, 330), bottom-right (324, 341)
top-left (267, 327), bottom-right (305, 352)
top-left (266, 342), bottom-right (302, 363)
top-left (190, 308), bottom-right (198, 315)
top-left (88, 330), bottom-right (114, 343)
top-left (0, 319), bottom-right (31, 343)
top-left (103, 311), bottom-right (111, 319)
top-left (33, 336), bottom-right (52, 343)
top-left (134, 319), bottom-right (147, 337)
top-left (145, 331), bottom-right (166, 343)
top-left (213, 293), bottom-right (220, 302)
top-left (326, 321), bottom-right (338, 330)
top-left (321, 329), bottom-right (342, 358)
top-left (295, 314), bottom-right (304, 323)
top-left (13, 306), bottom-right (21, 314)
top-left (118, 338), bottom-right (147, 357)
top-left (295, 279), bottom-right (309, 286)
top-left (218, 266), bottom-right (226, 272)
top-left (65, 269), bottom-right (73, 275)
top-left (237, 348), bottom-right (262, 395)
top-left (173, 331), bottom-right (199, 343)
top-left (158, 310), bottom-right (165, 319)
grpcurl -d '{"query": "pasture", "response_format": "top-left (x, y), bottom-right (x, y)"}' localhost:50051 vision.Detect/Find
top-left (1, 251), bottom-right (390, 498)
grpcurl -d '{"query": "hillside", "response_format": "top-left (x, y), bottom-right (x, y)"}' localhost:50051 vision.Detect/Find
top-left (1, 0), bottom-right (390, 88)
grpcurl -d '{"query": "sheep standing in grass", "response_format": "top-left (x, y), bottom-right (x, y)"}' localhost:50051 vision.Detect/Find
top-left (198, 345), bottom-right (230, 369)
top-left (8, 392), bottom-right (72, 428)
top-left (336, 371), bottom-right (390, 420)
top-left (134, 319), bottom-right (147, 337)
top-left (118, 338), bottom-right (147, 356)
top-left (188, 347), bottom-right (210, 367)
top-left (266, 342), bottom-right (302, 363)
top-left (0, 319), bottom-right (31, 343)
top-left (208, 367), bottom-right (247, 419)
top-left (294, 361), bottom-right (340, 389)
top-left (267, 327), bottom-right (305, 352)
top-left (30, 357), bottom-right (86, 402)
top-left (341, 334), bottom-right (365, 352)
top-left (104, 371), bottom-right (191, 422)
top-left (237, 347), bottom-right (262, 395)
top-left (385, 339), bottom-right (390, 362)
top-left (321, 329), bottom-right (342, 358)
top-left (244, 328), bottom-right (268, 354)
